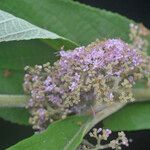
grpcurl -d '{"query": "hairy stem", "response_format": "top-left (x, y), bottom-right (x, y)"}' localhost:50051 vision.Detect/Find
top-left (0, 95), bottom-right (28, 107)
top-left (86, 102), bottom-right (126, 135)
top-left (0, 88), bottom-right (149, 108)
top-left (91, 144), bottom-right (110, 150)
top-left (133, 88), bottom-right (150, 102)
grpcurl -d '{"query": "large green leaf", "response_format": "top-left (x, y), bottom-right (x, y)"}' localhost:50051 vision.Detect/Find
top-left (0, 0), bottom-right (131, 45)
top-left (7, 115), bottom-right (90, 150)
top-left (0, 40), bottom-right (63, 94)
top-left (103, 102), bottom-right (150, 131)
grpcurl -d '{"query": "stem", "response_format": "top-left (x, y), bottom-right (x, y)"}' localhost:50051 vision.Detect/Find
top-left (82, 139), bottom-right (95, 148)
top-left (86, 102), bottom-right (126, 134)
top-left (0, 88), bottom-right (149, 108)
top-left (133, 88), bottom-right (150, 102)
top-left (91, 144), bottom-right (109, 150)
top-left (0, 95), bottom-right (28, 107)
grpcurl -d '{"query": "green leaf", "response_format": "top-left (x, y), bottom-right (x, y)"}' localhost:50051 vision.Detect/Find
top-left (103, 102), bottom-right (150, 131)
top-left (0, 9), bottom-right (76, 49)
top-left (7, 115), bottom-right (90, 150)
top-left (0, 40), bottom-right (63, 94)
top-left (0, 95), bottom-right (29, 125)
top-left (0, 108), bottom-right (29, 125)
top-left (0, 0), bottom-right (131, 45)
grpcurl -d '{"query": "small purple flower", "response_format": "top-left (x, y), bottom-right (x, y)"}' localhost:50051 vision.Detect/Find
top-left (45, 84), bottom-right (56, 92)
top-left (104, 39), bottom-right (125, 51)
top-left (37, 108), bottom-right (47, 122)
top-left (97, 128), bottom-right (102, 133)
top-left (106, 129), bottom-right (112, 135)
top-left (107, 92), bottom-right (114, 100)
top-left (74, 73), bottom-right (80, 81)
top-left (28, 99), bottom-right (34, 107)
top-left (32, 75), bottom-right (38, 82)
top-left (48, 95), bottom-right (62, 105)
top-left (122, 141), bottom-right (129, 147)
top-left (44, 76), bottom-right (52, 86)
top-left (69, 81), bottom-right (78, 91)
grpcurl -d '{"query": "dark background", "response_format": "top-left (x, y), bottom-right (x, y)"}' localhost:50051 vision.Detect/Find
top-left (0, 0), bottom-right (150, 149)
top-left (76, 0), bottom-right (150, 28)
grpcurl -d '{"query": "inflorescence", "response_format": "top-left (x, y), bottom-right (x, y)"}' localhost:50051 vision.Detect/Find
top-left (78, 128), bottom-right (129, 150)
top-left (23, 38), bottom-right (149, 131)
top-left (129, 23), bottom-right (150, 87)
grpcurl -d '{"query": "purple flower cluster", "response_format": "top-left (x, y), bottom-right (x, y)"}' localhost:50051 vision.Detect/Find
top-left (59, 39), bottom-right (142, 77)
top-left (24, 39), bottom-right (146, 130)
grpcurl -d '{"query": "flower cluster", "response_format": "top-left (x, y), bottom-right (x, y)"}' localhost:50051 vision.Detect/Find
top-left (78, 128), bottom-right (129, 150)
top-left (129, 23), bottom-right (150, 87)
top-left (129, 23), bottom-right (149, 52)
top-left (24, 39), bottom-right (148, 130)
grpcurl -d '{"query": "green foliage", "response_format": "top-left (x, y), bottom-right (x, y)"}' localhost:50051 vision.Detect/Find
top-left (7, 115), bottom-right (90, 150)
top-left (103, 102), bottom-right (150, 131)
top-left (0, 0), bottom-right (149, 149)
top-left (0, 0), bottom-right (131, 45)
top-left (0, 10), bottom-right (76, 49)
top-left (0, 40), bottom-right (64, 94)
top-left (0, 108), bottom-right (29, 125)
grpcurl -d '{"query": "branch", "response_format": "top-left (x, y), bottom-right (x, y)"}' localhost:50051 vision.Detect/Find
top-left (86, 102), bottom-right (126, 134)
top-left (0, 95), bottom-right (28, 107)
top-left (0, 88), bottom-right (149, 108)
top-left (133, 88), bottom-right (150, 102)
